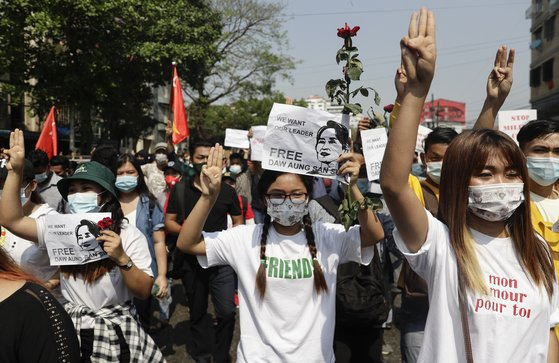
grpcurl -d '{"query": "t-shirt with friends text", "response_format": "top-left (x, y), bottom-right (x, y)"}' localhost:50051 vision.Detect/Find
top-left (198, 222), bottom-right (374, 363)
top-left (394, 209), bottom-right (559, 363)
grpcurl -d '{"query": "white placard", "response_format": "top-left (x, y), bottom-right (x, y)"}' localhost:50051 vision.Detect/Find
top-left (224, 128), bottom-right (250, 149)
top-left (497, 110), bottom-right (537, 142)
top-left (250, 125), bottom-right (267, 161)
top-left (263, 103), bottom-right (348, 179)
top-left (44, 213), bottom-right (111, 265)
top-left (416, 125), bottom-right (433, 152)
top-left (361, 128), bottom-right (388, 181)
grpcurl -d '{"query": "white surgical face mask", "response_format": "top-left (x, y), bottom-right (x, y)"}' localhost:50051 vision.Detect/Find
top-left (155, 153), bottom-right (168, 164)
top-left (526, 156), bottom-right (559, 187)
top-left (426, 161), bottom-right (442, 184)
top-left (266, 198), bottom-right (308, 226)
top-left (68, 192), bottom-right (103, 214)
top-left (229, 164), bottom-right (242, 175)
top-left (468, 183), bottom-right (524, 222)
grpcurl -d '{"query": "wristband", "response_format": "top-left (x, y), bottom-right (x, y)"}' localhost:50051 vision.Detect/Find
top-left (389, 101), bottom-right (401, 125)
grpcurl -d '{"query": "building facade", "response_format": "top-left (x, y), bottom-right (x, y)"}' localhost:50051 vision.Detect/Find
top-left (529, 0), bottom-right (559, 119)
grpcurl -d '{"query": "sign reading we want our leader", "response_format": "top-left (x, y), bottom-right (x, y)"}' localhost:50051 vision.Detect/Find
top-left (263, 103), bottom-right (349, 180)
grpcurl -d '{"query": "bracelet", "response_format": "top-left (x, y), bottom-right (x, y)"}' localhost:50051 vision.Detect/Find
top-left (389, 101), bottom-right (401, 125)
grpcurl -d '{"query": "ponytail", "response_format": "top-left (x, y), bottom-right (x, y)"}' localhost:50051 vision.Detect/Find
top-left (303, 214), bottom-right (328, 294)
top-left (255, 214), bottom-right (271, 298)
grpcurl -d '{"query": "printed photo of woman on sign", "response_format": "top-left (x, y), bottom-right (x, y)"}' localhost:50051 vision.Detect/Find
top-left (312, 120), bottom-right (350, 176)
top-left (75, 219), bottom-right (104, 256)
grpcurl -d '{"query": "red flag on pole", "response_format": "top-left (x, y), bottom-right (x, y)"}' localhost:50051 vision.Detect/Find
top-left (35, 106), bottom-right (58, 158)
top-left (170, 63), bottom-right (189, 144)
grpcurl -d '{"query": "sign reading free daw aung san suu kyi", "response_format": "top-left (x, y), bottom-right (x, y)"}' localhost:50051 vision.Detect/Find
top-left (263, 103), bottom-right (350, 180)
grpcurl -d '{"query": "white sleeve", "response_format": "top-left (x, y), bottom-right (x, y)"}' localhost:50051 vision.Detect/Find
top-left (393, 208), bottom-right (450, 281)
top-left (198, 225), bottom-right (257, 270)
top-left (315, 222), bottom-right (374, 266)
top-left (550, 280), bottom-right (559, 328)
top-left (36, 216), bottom-right (47, 248)
top-left (121, 224), bottom-right (154, 278)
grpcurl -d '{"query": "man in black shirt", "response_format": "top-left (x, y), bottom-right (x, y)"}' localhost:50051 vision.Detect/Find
top-left (165, 141), bottom-right (242, 363)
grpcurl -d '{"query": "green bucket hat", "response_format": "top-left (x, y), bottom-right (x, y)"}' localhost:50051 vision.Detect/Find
top-left (57, 161), bottom-right (117, 200)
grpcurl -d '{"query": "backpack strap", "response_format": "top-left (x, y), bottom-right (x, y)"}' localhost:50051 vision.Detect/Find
top-left (420, 181), bottom-right (439, 216)
top-left (315, 195), bottom-right (341, 223)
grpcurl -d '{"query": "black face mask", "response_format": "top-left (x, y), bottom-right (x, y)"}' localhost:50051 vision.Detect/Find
top-left (193, 162), bottom-right (206, 174)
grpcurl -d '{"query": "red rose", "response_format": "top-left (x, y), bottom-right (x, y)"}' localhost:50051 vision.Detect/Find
top-left (97, 217), bottom-right (113, 230)
top-left (383, 104), bottom-right (394, 113)
top-left (337, 23), bottom-right (360, 39)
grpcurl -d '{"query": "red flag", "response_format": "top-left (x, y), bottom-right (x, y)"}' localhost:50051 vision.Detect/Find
top-left (171, 64), bottom-right (189, 144)
top-left (35, 106), bottom-right (58, 158)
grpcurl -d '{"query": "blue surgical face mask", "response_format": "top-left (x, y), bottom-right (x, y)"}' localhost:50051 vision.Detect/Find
top-left (35, 172), bottom-right (48, 184)
top-left (426, 161), bottom-right (442, 184)
top-left (411, 163), bottom-right (425, 178)
top-left (67, 192), bottom-right (103, 214)
top-left (527, 156), bottom-right (559, 187)
top-left (115, 175), bottom-right (138, 192)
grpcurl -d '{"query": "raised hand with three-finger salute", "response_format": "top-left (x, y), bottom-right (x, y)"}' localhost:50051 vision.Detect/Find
top-left (400, 8), bottom-right (436, 99)
top-left (199, 143), bottom-right (223, 199)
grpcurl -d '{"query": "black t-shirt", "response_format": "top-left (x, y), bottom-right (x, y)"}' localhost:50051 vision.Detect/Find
top-left (167, 178), bottom-right (241, 233)
top-left (0, 282), bottom-right (81, 363)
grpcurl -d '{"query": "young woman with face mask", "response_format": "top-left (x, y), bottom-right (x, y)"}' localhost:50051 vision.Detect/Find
top-left (115, 153), bottom-right (168, 327)
top-left (379, 9), bottom-right (559, 362)
top-left (0, 160), bottom-right (61, 297)
top-left (0, 130), bottom-right (164, 362)
top-left (175, 143), bottom-right (385, 362)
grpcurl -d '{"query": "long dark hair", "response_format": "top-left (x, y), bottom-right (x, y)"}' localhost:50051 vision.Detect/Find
top-left (254, 170), bottom-right (328, 298)
top-left (115, 153), bottom-right (158, 204)
top-left (439, 129), bottom-right (555, 298)
top-left (60, 183), bottom-right (125, 283)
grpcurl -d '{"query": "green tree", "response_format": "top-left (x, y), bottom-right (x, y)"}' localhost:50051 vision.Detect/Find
top-left (202, 93), bottom-right (307, 140)
top-left (0, 0), bottom-right (221, 151)
top-left (185, 0), bottom-right (295, 139)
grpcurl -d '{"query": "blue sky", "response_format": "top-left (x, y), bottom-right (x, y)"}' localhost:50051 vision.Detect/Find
top-left (274, 0), bottom-right (531, 126)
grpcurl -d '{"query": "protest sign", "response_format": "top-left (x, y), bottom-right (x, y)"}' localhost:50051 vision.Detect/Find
top-left (224, 128), bottom-right (250, 149)
top-left (44, 213), bottom-right (111, 265)
top-left (250, 125), bottom-right (267, 161)
top-left (361, 128), bottom-right (388, 181)
top-left (263, 103), bottom-right (349, 180)
top-left (416, 125), bottom-right (432, 152)
top-left (497, 110), bottom-right (537, 142)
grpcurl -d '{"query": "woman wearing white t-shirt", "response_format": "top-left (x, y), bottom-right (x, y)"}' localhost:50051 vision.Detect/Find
top-left (0, 160), bottom-right (59, 293)
top-left (0, 130), bottom-right (164, 362)
top-left (379, 9), bottom-right (559, 362)
top-left (176, 144), bottom-right (385, 362)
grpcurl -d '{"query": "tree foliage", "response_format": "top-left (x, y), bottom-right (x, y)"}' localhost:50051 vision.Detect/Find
top-left (201, 93), bottom-right (306, 140)
top-left (186, 0), bottom-right (296, 138)
top-left (0, 0), bottom-right (221, 151)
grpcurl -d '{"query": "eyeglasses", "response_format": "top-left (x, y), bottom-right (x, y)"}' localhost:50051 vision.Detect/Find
top-left (266, 192), bottom-right (308, 205)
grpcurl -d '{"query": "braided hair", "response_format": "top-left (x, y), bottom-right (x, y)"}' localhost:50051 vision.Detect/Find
top-left (255, 171), bottom-right (328, 298)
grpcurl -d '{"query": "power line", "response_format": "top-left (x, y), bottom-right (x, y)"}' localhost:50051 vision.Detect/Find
top-left (295, 35), bottom-right (528, 71)
top-left (289, 2), bottom-right (526, 17)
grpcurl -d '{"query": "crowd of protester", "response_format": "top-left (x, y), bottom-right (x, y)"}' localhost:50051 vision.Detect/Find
top-left (0, 8), bottom-right (559, 363)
